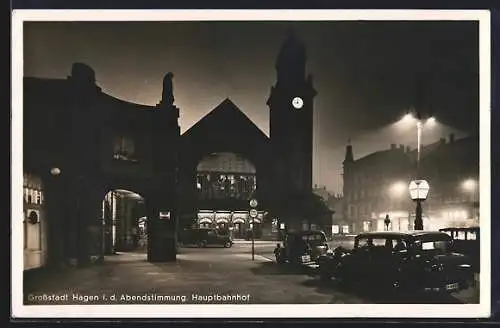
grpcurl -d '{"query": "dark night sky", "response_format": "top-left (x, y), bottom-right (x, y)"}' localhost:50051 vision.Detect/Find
top-left (23, 20), bottom-right (479, 193)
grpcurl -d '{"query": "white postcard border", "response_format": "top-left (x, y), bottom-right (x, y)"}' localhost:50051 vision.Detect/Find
top-left (11, 9), bottom-right (492, 319)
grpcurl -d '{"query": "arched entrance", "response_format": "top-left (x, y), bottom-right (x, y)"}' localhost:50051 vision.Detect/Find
top-left (101, 189), bottom-right (146, 254)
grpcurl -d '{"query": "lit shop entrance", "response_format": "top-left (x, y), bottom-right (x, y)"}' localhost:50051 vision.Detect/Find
top-left (196, 210), bottom-right (265, 239)
top-left (102, 189), bottom-right (147, 254)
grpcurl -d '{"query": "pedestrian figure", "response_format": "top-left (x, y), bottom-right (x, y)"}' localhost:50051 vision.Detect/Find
top-left (274, 243), bottom-right (283, 263)
top-left (131, 227), bottom-right (139, 249)
top-left (384, 214), bottom-right (391, 231)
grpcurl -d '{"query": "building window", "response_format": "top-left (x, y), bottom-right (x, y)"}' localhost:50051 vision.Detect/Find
top-left (23, 210), bottom-right (27, 249)
top-left (113, 135), bottom-right (137, 161)
top-left (196, 153), bottom-right (257, 200)
top-left (23, 187), bottom-right (44, 205)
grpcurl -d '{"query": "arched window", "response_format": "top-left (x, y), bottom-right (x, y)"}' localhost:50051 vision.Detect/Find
top-left (196, 152), bottom-right (256, 200)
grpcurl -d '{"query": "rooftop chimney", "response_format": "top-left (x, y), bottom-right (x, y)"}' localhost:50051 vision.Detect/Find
top-left (406, 146), bottom-right (411, 153)
top-left (390, 143), bottom-right (397, 150)
top-left (399, 144), bottom-right (405, 151)
top-left (440, 137), bottom-right (446, 145)
top-left (449, 133), bottom-right (455, 143)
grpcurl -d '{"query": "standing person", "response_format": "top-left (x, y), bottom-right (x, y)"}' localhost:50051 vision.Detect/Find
top-left (384, 214), bottom-right (391, 231)
top-left (131, 226), bottom-right (138, 249)
top-left (274, 243), bottom-right (283, 263)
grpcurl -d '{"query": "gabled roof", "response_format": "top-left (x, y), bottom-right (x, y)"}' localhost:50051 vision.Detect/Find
top-left (182, 98), bottom-right (269, 143)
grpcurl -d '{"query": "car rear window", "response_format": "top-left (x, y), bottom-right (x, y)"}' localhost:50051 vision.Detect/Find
top-left (415, 239), bottom-right (450, 251)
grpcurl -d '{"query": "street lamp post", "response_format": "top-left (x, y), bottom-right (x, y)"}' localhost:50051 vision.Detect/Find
top-left (400, 110), bottom-right (436, 230)
top-left (409, 179), bottom-right (430, 230)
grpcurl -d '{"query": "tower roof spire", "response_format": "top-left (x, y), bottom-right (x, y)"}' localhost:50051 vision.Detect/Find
top-left (275, 28), bottom-right (306, 86)
top-left (344, 140), bottom-right (354, 164)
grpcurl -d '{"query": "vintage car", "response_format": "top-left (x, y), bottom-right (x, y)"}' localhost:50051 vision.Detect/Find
top-left (439, 227), bottom-right (480, 272)
top-left (317, 231), bottom-right (474, 293)
top-left (275, 230), bottom-right (330, 269)
top-left (179, 228), bottom-right (233, 248)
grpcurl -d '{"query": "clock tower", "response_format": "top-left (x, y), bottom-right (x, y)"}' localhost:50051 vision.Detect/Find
top-left (267, 30), bottom-right (317, 197)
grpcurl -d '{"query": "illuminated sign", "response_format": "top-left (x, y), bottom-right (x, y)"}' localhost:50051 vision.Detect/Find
top-left (159, 212), bottom-right (170, 220)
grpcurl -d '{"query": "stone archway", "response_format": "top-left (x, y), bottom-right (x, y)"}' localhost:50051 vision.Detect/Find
top-left (99, 180), bottom-right (177, 263)
top-left (101, 189), bottom-right (146, 254)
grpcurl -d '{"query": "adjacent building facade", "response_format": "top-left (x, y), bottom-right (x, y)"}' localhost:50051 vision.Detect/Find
top-left (342, 134), bottom-right (479, 233)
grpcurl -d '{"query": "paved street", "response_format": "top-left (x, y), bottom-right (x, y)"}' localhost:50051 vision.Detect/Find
top-left (24, 241), bottom-right (478, 305)
top-left (231, 236), bottom-right (356, 260)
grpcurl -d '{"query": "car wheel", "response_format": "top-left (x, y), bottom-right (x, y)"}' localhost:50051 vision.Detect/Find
top-left (224, 241), bottom-right (232, 248)
top-left (198, 240), bottom-right (207, 248)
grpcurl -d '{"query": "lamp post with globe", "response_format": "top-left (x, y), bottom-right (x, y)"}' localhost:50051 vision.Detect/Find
top-left (397, 109), bottom-right (437, 230)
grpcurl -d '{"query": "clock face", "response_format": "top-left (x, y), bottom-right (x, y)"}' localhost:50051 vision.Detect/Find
top-left (292, 97), bottom-right (304, 109)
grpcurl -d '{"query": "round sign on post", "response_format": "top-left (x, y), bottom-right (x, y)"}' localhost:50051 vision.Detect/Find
top-left (249, 209), bottom-right (258, 218)
top-left (249, 199), bottom-right (258, 208)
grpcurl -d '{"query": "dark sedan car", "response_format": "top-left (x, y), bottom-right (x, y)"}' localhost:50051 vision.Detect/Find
top-left (275, 230), bottom-right (329, 269)
top-left (439, 227), bottom-right (480, 272)
top-left (179, 228), bottom-right (233, 248)
top-left (318, 231), bottom-right (474, 293)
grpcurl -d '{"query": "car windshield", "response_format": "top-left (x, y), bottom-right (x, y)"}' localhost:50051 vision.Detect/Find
top-left (414, 234), bottom-right (452, 252)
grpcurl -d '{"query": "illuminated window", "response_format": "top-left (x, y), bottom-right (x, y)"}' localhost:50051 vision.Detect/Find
top-left (457, 231), bottom-right (466, 240)
top-left (468, 231), bottom-right (477, 240)
top-left (23, 210), bottom-right (27, 249)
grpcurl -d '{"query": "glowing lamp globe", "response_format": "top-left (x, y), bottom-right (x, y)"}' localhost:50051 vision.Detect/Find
top-left (50, 167), bottom-right (61, 176)
top-left (409, 179), bottom-right (430, 201)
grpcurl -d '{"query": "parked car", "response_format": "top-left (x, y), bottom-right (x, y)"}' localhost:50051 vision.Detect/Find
top-left (275, 230), bottom-right (329, 269)
top-left (439, 226), bottom-right (480, 272)
top-left (318, 231), bottom-right (474, 293)
top-left (179, 228), bottom-right (233, 248)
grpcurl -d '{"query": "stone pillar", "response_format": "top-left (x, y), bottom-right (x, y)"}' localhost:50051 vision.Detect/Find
top-left (146, 196), bottom-right (177, 262)
top-left (43, 174), bottom-right (67, 267)
top-left (74, 177), bottom-right (104, 267)
top-left (103, 193), bottom-right (114, 255)
top-left (114, 195), bottom-right (124, 251)
top-left (125, 198), bottom-right (134, 249)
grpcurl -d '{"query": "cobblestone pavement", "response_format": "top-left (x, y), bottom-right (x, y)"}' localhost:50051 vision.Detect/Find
top-left (24, 244), bottom-right (478, 305)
